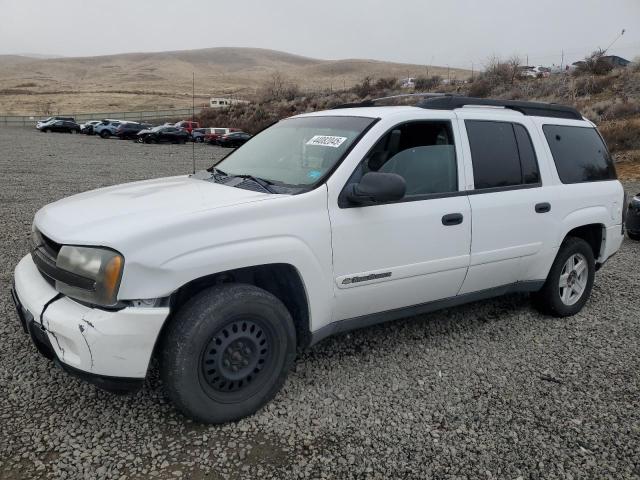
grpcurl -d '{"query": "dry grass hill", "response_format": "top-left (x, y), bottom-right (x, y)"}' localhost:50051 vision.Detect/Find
top-left (0, 47), bottom-right (469, 114)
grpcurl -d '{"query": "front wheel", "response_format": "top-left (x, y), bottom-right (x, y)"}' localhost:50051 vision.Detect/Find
top-left (627, 231), bottom-right (640, 241)
top-left (161, 284), bottom-right (296, 424)
top-left (99, 130), bottom-right (110, 139)
top-left (533, 237), bottom-right (595, 317)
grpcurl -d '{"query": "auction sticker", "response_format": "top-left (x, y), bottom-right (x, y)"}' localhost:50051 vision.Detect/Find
top-left (306, 135), bottom-right (347, 148)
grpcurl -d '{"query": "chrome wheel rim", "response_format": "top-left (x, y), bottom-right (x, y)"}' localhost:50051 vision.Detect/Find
top-left (559, 253), bottom-right (588, 306)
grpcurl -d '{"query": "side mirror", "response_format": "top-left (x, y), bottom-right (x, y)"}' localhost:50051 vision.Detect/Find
top-left (346, 172), bottom-right (406, 205)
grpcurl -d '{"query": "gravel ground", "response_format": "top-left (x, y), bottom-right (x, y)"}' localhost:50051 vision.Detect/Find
top-left (0, 127), bottom-right (639, 480)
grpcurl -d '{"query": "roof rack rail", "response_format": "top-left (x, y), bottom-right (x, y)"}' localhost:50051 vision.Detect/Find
top-left (330, 92), bottom-right (448, 109)
top-left (416, 95), bottom-right (582, 120)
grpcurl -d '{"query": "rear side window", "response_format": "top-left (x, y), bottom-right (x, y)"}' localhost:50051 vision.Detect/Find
top-left (466, 120), bottom-right (540, 189)
top-left (543, 125), bottom-right (616, 183)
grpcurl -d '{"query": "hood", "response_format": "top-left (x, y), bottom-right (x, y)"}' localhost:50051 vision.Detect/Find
top-left (137, 129), bottom-right (153, 135)
top-left (35, 175), bottom-right (274, 246)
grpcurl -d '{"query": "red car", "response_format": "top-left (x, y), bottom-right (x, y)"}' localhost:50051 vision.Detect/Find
top-left (174, 120), bottom-right (200, 135)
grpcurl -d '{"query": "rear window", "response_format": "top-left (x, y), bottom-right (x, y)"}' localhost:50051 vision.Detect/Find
top-left (465, 120), bottom-right (541, 189)
top-left (543, 125), bottom-right (616, 183)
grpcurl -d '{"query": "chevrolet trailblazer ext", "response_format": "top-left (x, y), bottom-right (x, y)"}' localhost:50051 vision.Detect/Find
top-left (13, 96), bottom-right (624, 423)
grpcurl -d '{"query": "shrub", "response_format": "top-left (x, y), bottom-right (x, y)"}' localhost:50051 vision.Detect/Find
top-left (375, 77), bottom-right (397, 90)
top-left (414, 75), bottom-right (442, 91)
top-left (574, 49), bottom-right (614, 76)
top-left (482, 55), bottom-right (521, 86)
top-left (602, 100), bottom-right (640, 120)
top-left (353, 76), bottom-right (374, 98)
top-left (599, 119), bottom-right (640, 152)
top-left (574, 74), bottom-right (615, 96)
top-left (467, 79), bottom-right (492, 97)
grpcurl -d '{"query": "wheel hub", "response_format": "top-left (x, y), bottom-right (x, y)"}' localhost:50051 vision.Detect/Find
top-left (201, 320), bottom-right (269, 392)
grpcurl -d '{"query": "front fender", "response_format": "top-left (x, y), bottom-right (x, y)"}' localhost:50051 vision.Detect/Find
top-left (117, 187), bottom-right (334, 332)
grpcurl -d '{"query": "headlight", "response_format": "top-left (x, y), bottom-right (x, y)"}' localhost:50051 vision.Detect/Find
top-left (31, 223), bottom-right (44, 248)
top-left (56, 246), bottom-right (124, 307)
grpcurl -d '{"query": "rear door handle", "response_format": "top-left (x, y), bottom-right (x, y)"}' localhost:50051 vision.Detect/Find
top-left (442, 213), bottom-right (463, 226)
top-left (535, 202), bottom-right (551, 213)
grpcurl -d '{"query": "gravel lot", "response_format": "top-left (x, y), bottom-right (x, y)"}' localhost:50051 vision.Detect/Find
top-left (0, 127), bottom-right (639, 480)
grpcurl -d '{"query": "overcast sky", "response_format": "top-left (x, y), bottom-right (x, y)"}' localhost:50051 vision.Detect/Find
top-left (1, 0), bottom-right (638, 68)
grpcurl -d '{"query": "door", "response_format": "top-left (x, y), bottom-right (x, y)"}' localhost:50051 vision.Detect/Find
top-left (328, 120), bottom-right (472, 321)
top-left (457, 117), bottom-right (556, 294)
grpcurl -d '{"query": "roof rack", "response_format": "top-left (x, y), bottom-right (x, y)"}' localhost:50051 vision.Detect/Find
top-left (330, 92), bottom-right (447, 110)
top-left (416, 96), bottom-right (582, 120)
top-left (331, 93), bottom-right (582, 120)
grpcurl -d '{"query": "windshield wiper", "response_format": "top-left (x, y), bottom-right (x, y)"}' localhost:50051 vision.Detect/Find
top-left (232, 174), bottom-right (277, 193)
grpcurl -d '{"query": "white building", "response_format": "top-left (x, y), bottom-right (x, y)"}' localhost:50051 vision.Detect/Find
top-left (209, 97), bottom-right (250, 109)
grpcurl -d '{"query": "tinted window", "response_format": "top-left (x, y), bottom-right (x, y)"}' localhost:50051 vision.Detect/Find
top-left (543, 125), bottom-right (616, 183)
top-left (466, 121), bottom-right (522, 189)
top-left (513, 124), bottom-right (540, 184)
top-left (351, 121), bottom-right (458, 197)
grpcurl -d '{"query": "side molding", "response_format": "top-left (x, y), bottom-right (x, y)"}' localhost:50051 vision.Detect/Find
top-left (309, 280), bottom-right (544, 346)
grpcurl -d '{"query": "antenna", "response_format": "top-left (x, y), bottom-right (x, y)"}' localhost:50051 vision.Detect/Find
top-left (604, 29), bottom-right (626, 54)
top-left (192, 72), bottom-right (196, 175)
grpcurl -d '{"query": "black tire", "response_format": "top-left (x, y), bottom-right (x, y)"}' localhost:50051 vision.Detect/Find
top-left (533, 237), bottom-right (595, 317)
top-left (196, 137), bottom-right (204, 143)
top-left (161, 284), bottom-right (296, 424)
top-left (627, 231), bottom-right (640, 241)
top-left (99, 130), bottom-right (110, 139)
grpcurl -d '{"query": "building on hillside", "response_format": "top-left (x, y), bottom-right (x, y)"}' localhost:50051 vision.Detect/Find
top-left (602, 55), bottom-right (631, 68)
top-left (209, 97), bottom-right (250, 109)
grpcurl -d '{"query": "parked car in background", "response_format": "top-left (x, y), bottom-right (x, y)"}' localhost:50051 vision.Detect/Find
top-left (175, 120), bottom-right (200, 134)
top-left (37, 119), bottom-right (81, 133)
top-left (217, 131), bottom-right (252, 147)
top-left (205, 127), bottom-right (240, 144)
top-left (116, 122), bottom-right (152, 140)
top-left (36, 116), bottom-right (75, 129)
top-left (191, 128), bottom-right (210, 142)
top-left (625, 194), bottom-right (640, 240)
top-left (137, 125), bottom-right (190, 144)
top-left (94, 119), bottom-right (126, 138)
top-left (80, 120), bottom-right (102, 135)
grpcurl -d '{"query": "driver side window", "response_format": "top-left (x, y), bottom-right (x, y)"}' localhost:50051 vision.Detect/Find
top-left (349, 121), bottom-right (458, 197)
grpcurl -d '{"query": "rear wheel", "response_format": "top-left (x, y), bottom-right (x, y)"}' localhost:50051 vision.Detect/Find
top-left (627, 232), bottom-right (640, 241)
top-left (99, 130), bottom-right (110, 139)
top-left (533, 237), bottom-right (595, 317)
top-left (161, 284), bottom-right (296, 424)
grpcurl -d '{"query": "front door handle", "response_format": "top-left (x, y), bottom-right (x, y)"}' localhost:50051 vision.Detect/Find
top-left (535, 202), bottom-right (551, 213)
top-left (442, 213), bottom-right (463, 226)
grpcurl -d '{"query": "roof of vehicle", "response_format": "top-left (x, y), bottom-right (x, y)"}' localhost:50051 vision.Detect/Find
top-left (299, 94), bottom-right (584, 121)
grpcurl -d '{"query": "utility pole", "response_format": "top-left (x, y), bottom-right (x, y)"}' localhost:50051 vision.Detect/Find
top-left (471, 62), bottom-right (474, 81)
top-left (561, 50), bottom-right (564, 70)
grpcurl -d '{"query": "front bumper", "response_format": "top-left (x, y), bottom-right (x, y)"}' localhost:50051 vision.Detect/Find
top-left (12, 254), bottom-right (170, 390)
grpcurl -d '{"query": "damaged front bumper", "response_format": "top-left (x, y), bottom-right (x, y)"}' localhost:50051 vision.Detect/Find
top-left (12, 254), bottom-right (170, 393)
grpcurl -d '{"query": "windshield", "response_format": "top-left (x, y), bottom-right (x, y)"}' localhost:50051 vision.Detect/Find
top-left (215, 116), bottom-right (375, 187)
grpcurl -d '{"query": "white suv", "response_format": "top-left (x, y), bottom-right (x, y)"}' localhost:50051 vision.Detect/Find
top-left (12, 96), bottom-right (624, 423)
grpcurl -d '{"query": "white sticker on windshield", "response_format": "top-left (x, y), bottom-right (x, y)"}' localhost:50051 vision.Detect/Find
top-left (306, 135), bottom-right (348, 148)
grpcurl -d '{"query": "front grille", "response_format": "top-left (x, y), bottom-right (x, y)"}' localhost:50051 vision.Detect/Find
top-left (31, 231), bottom-right (95, 291)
